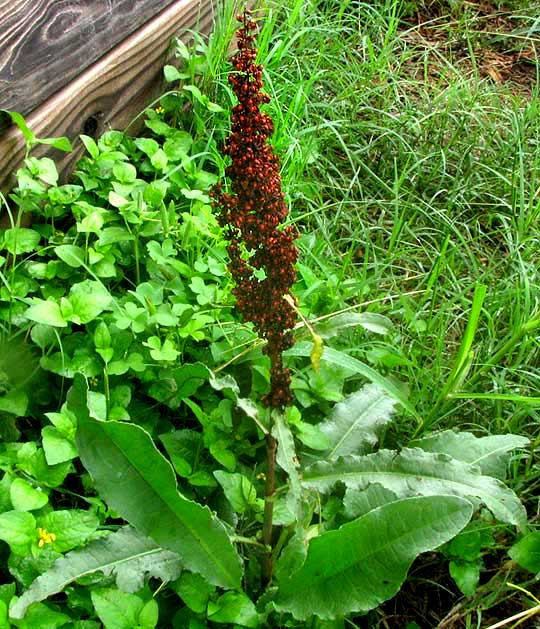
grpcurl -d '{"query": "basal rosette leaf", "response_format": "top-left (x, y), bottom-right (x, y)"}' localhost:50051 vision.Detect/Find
top-left (411, 429), bottom-right (529, 479)
top-left (70, 377), bottom-right (242, 589)
top-left (10, 526), bottom-right (181, 619)
top-left (303, 448), bottom-right (527, 530)
top-left (275, 495), bottom-right (473, 620)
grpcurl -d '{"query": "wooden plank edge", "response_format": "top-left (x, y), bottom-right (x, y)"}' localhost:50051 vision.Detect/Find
top-left (0, 0), bottom-right (216, 199)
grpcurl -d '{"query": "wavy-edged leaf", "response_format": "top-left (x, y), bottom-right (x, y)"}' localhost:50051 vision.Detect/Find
top-left (302, 448), bottom-right (527, 530)
top-left (275, 495), bottom-right (473, 619)
top-left (411, 430), bottom-right (529, 479)
top-left (319, 384), bottom-right (396, 459)
top-left (70, 378), bottom-right (242, 589)
top-left (285, 342), bottom-right (418, 420)
top-left (10, 526), bottom-right (181, 619)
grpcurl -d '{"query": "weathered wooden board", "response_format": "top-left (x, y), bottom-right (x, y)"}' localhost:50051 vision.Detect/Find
top-left (0, 0), bottom-right (215, 196)
top-left (0, 0), bottom-right (180, 116)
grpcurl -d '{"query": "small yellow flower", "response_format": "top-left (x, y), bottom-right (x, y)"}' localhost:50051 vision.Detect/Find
top-left (256, 472), bottom-right (266, 481)
top-left (37, 527), bottom-right (57, 548)
top-left (155, 106), bottom-right (165, 114)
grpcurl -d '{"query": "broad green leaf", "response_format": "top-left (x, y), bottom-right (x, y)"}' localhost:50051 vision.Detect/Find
top-left (143, 180), bottom-right (169, 207)
top-left (163, 65), bottom-right (183, 82)
top-left (411, 430), bottom-right (529, 479)
top-left (37, 135), bottom-right (72, 152)
top-left (275, 495), bottom-right (473, 619)
top-left (25, 157), bottom-right (58, 186)
top-left (138, 599), bottom-right (159, 629)
top-left (68, 281), bottom-right (112, 324)
top-left (54, 244), bottom-right (85, 267)
top-left (163, 133), bottom-right (192, 161)
top-left (213, 472), bottom-right (259, 515)
top-left (0, 390), bottom-right (28, 416)
top-left (87, 391), bottom-right (107, 421)
top-left (10, 526), bottom-right (182, 619)
top-left (48, 184), bottom-right (83, 205)
top-left (113, 161), bottom-right (137, 184)
top-left (285, 342), bottom-right (418, 420)
top-left (303, 448), bottom-right (527, 530)
top-left (25, 300), bottom-right (67, 327)
top-left (41, 426), bottom-right (78, 464)
top-left (449, 559), bottom-right (480, 596)
top-left (108, 191), bottom-right (130, 208)
top-left (1, 110), bottom-right (34, 143)
top-left (354, 312), bottom-right (394, 335)
top-left (2, 228), bottom-right (41, 255)
top-left (94, 321), bottom-right (111, 350)
top-left (319, 384), bottom-right (396, 459)
top-left (159, 429), bottom-right (200, 477)
top-left (174, 572), bottom-right (215, 614)
top-left (80, 134), bottom-right (100, 159)
top-left (37, 509), bottom-right (99, 553)
top-left (72, 378), bottom-right (242, 589)
top-left (17, 444), bottom-right (71, 488)
top-left (150, 148), bottom-right (168, 171)
top-left (208, 591), bottom-right (259, 627)
top-left (78, 210), bottom-right (104, 233)
top-left (0, 511), bottom-right (35, 555)
top-left (143, 336), bottom-right (178, 362)
top-left (10, 479), bottom-right (48, 512)
top-left (509, 531), bottom-right (540, 573)
top-left (293, 422), bottom-right (330, 451)
top-left (10, 601), bottom-right (71, 628)
top-left (134, 138), bottom-right (159, 157)
top-left (274, 530), bottom-right (308, 583)
top-left (90, 588), bottom-right (148, 629)
top-left (0, 600), bottom-right (7, 629)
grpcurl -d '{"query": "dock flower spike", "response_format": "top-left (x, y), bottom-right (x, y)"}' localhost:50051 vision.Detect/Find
top-left (211, 11), bottom-right (298, 408)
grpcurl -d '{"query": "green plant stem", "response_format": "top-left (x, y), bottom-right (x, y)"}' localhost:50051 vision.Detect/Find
top-left (261, 431), bottom-right (277, 585)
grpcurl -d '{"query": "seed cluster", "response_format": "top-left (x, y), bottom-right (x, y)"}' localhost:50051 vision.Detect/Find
top-left (212, 12), bottom-right (298, 408)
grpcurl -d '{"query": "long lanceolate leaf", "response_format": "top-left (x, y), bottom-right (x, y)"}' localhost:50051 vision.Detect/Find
top-left (411, 429), bottom-right (529, 479)
top-left (303, 448), bottom-right (527, 530)
top-left (10, 526), bottom-right (181, 619)
top-left (275, 495), bottom-right (473, 620)
top-left (71, 379), bottom-right (242, 589)
top-left (319, 383), bottom-right (396, 459)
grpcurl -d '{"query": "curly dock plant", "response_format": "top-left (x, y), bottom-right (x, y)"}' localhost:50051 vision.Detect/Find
top-left (211, 11), bottom-right (299, 581)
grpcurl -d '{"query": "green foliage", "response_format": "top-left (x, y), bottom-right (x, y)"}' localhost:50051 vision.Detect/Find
top-left (0, 2), bottom-right (537, 626)
top-left (10, 526), bottom-right (181, 619)
top-left (73, 378), bottom-right (242, 589)
top-left (275, 496), bottom-right (473, 620)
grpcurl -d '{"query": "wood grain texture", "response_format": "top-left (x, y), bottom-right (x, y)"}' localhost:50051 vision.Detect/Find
top-left (0, 0), bottom-right (180, 115)
top-left (0, 0), bottom-right (215, 198)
